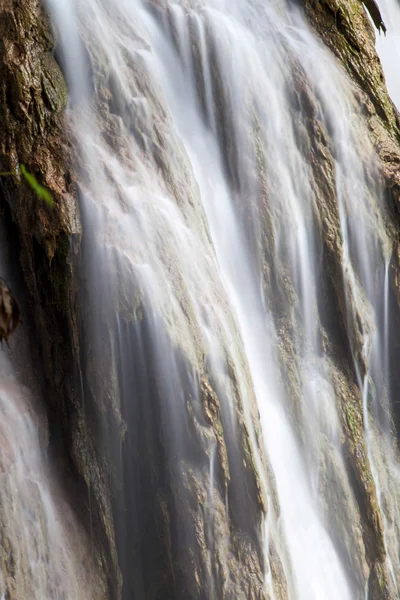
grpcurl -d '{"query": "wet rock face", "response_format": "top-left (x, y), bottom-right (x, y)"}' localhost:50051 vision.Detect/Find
top-left (302, 2), bottom-right (400, 596)
top-left (304, 0), bottom-right (400, 180)
top-left (99, 312), bottom-right (268, 600)
top-left (0, 2), bottom-right (117, 598)
top-left (0, 0), bottom-right (77, 383)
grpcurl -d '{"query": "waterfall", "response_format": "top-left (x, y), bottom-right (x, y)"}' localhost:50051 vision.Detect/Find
top-left (44, 0), bottom-right (400, 598)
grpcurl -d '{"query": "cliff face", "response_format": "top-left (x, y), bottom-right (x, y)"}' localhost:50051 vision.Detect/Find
top-left (1, 0), bottom-right (400, 599)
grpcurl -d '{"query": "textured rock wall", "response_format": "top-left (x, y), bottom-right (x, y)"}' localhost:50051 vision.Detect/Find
top-left (0, 1), bottom-right (119, 596)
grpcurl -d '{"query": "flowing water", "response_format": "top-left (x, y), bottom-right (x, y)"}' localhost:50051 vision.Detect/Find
top-left (40, 0), bottom-right (400, 598)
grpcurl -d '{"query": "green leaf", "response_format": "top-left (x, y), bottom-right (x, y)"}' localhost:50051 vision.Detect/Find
top-left (20, 164), bottom-right (55, 208)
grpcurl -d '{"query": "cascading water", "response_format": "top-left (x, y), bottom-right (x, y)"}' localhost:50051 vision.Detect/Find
top-left (44, 0), bottom-right (400, 598)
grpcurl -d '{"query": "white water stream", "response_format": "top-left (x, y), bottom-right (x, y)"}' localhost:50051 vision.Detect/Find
top-left (43, 0), bottom-right (400, 598)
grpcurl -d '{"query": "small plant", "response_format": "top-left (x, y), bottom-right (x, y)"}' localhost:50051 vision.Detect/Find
top-left (0, 164), bottom-right (54, 207)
